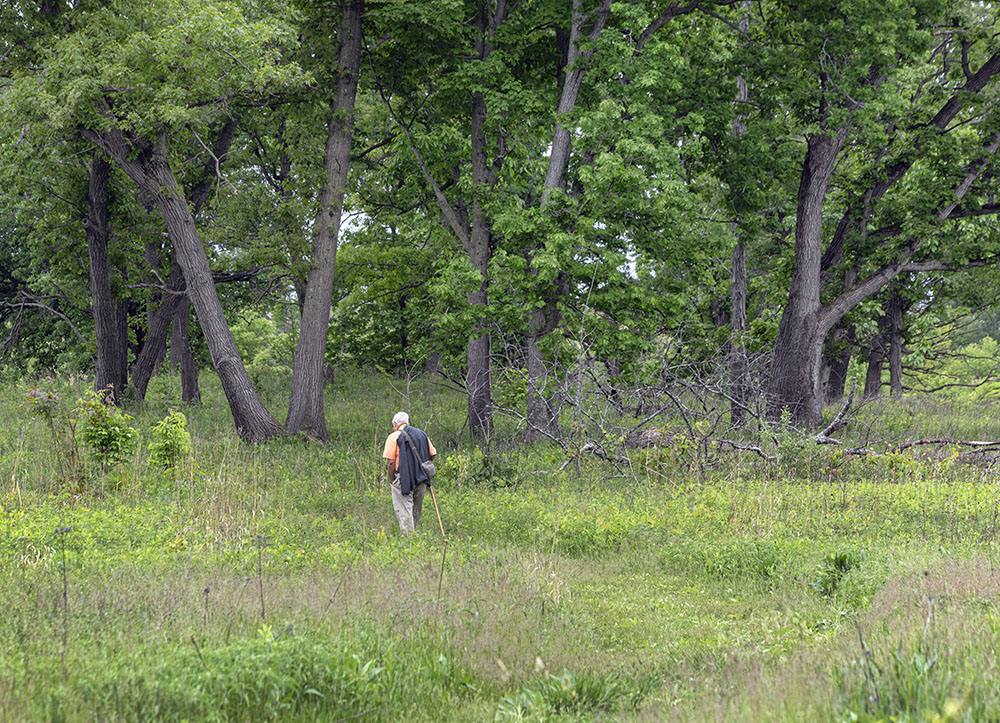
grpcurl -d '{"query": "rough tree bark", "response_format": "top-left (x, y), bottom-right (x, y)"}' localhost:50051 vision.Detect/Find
top-left (84, 127), bottom-right (282, 442)
top-left (766, 126), bottom-right (849, 424)
top-left (85, 151), bottom-right (129, 403)
top-left (466, 84), bottom-right (494, 440)
top-left (286, 0), bottom-right (363, 441)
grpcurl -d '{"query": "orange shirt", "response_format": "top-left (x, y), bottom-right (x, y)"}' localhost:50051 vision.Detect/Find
top-left (382, 425), bottom-right (436, 464)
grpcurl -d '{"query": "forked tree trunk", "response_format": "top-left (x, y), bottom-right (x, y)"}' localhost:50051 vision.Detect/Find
top-left (767, 54), bottom-right (1000, 425)
top-left (286, 0), bottom-right (363, 441)
top-left (87, 128), bottom-right (281, 442)
top-left (130, 119), bottom-right (234, 402)
top-left (86, 151), bottom-right (129, 403)
top-left (766, 129), bottom-right (847, 425)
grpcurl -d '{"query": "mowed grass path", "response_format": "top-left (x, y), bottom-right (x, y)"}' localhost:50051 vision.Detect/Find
top-left (1, 373), bottom-right (999, 720)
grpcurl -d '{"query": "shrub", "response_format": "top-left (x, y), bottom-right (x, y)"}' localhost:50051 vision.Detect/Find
top-left (76, 389), bottom-right (138, 467)
top-left (148, 411), bottom-right (193, 471)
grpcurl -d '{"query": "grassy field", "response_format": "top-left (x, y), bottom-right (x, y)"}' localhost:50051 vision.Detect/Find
top-left (2, 371), bottom-right (1000, 721)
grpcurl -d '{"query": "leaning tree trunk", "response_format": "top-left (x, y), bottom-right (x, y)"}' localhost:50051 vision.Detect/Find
top-left (86, 151), bottom-right (129, 403)
top-left (87, 127), bottom-right (282, 442)
top-left (286, 0), bottom-right (363, 441)
top-left (147, 152), bottom-right (281, 441)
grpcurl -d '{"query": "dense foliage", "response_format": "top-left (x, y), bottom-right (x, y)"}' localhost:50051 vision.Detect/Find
top-left (0, 0), bottom-right (995, 439)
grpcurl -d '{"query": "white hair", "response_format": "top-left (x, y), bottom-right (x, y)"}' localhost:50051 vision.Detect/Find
top-left (392, 411), bottom-right (409, 427)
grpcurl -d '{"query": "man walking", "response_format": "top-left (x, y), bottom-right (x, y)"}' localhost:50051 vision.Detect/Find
top-left (382, 412), bottom-right (436, 534)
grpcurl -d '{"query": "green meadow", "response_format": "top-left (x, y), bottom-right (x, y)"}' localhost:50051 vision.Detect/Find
top-left (2, 372), bottom-right (1000, 721)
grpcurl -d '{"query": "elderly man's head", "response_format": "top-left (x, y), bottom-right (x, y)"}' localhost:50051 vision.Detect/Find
top-left (392, 411), bottom-right (409, 429)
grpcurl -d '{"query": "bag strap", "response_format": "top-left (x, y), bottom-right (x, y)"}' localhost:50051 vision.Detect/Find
top-left (398, 426), bottom-right (428, 465)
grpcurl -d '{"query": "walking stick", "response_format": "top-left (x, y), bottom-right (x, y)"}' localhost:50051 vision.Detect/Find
top-left (429, 485), bottom-right (446, 540)
top-left (429, 484), bottom-right (448, 603)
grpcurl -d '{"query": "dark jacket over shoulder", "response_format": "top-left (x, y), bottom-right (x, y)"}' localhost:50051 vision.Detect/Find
top-left (397, 425), bottom-right (432, 495)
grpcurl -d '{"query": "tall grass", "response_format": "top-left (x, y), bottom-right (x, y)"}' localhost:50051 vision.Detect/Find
top-left (2, 371), bottom-right (1000, 720)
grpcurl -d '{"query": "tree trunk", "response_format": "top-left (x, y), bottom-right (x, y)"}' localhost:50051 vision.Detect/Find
top-left (171, 297), bottom-right (200, 403)
top-left (864, 335), bottom-right (885, 400)
top-left (729, 4), bottom-right (751, 425)
top-left (86, 151), bottom-right (129, 403)
top-left (465, 213), bottom-right (493, 441)
top-left (767, 57), bottom-right (1000, 424)
top-left (766, 128), bottom-right (847, 425)
top-left (465, 80), bottom-right (494, 440)
top-left (131, 266), bottom-right (185, 402)
top-left (149, 153), bottom-right (280, 441)
top-left (522, 0), bottom-right (612, 441)
top-left (143, 241), bottom-right (169, 372)
top-left (730, 239), bottom-right (748, 424)
top-left (286, 0), bottom-right (363, 441)
top-left (823, 327), bottom-right (853, 405)
top-left (888, 292), bottom-right (904, 397)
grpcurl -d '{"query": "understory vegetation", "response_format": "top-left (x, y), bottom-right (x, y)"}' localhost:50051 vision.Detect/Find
top-left (2, 371), bottom-right (1000, 721)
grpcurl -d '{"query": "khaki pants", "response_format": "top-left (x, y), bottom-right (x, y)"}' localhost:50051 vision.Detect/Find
top-left (390, 475), bottom-right (427, 533)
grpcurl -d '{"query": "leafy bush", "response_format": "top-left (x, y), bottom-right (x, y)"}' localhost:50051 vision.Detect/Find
top-left (148, 411), bottom-right (192, 471)
top-left (76, 389), bottom-right (138, 467)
